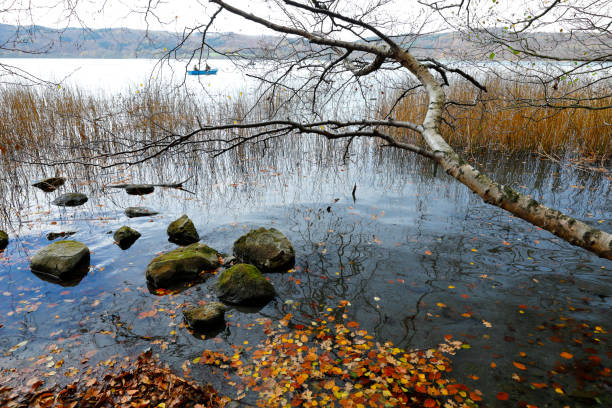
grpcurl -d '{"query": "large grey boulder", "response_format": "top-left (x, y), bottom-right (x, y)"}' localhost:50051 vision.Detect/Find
top-left (52, 193), bottom-right (88, 207)
top-left (214, 263), bottom-right (276, 306)
top-left (233, 227), bottom-right (295, 272)
top-left (113, 226), bottom-right (141, 250)
top-left (125, 207), bottom-right (159, 218)
top-left (125, 184), bottom-right (155, 195)
top-left (32, 177), bottom-right (65, 192)
top-left (167, 214), bottom-right (199, 245)
top-left (0, 230), bottom-right (8, 250)
top-left (30, 241), bottom-right (90, 282)
top-left (183, 302), bottom-right (226, 331)
top-left (146, 243), bottom-right (220, 289)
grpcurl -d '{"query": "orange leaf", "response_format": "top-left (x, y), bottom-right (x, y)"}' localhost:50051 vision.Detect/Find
top-left (513, 361), bottom-right (527, 370)
top-left (497, 392), bottom-right (509, 401)
top-left (423, 398), bottom-right (436, 408)
top-left (531, 382), bottom-right (547, 389)
top-left (560, 352), bottom-right (573, 359)
top-left (425, 250), bottom-right (432, 256)
top-left (346, 321), bottom-right (359, 328)
top-left (490, 362), bottom-right (496, 368)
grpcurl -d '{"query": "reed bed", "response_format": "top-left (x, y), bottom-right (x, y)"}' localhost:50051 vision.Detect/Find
top-left (0, 76), bottom-right (609, 166)
top-left (380, 77), bottom-right (611, 160)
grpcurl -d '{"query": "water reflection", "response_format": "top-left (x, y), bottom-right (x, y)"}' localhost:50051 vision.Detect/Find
top-left (0, 137), bottom-right (610, 406)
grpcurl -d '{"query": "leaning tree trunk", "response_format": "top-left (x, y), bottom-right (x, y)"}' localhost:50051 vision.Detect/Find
top-left (395, 49), bottom-right (612, 260)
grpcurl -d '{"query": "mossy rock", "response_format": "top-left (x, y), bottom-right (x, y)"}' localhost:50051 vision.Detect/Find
top-left (0, 230), bottom-right (8, 250)
top-left (146, 243), bottom-right (220, 289)
top-left (125, 207), bottom-right (159, 218)
top-left (113, 226), bottom-right (141, 250)
top-left (30, 240), bottom-right (90, 282)
top-left (125, 184), bottom-right (155, 196)
top-left (183, 302), bottom-right (226, 331)
top-left (167, 214), bottom-right (199, 246)
top-left (233, 227), bottom-right (295, 272)
top-left (215, 263), bottom-right (276, 306)
top-left (52, 193), bottom-right (88, 207)
top-left (32, 177), bottom-right (65, 192)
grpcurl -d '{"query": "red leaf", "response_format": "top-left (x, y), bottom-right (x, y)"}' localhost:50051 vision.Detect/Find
top-left (497, 392), bottom-right (509, 400)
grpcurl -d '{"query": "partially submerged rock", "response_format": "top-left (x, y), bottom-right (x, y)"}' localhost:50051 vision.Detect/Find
top-left (30, 240), bottom-right (90, 283)
top-left (52, 193), bottom-right (88, 207)
top-left (125, 184), bottom-right (155, 196)
top-left (233, 227), bottom-right (295, 272)
top-left (125, 207), bottom-right (159, 218)
top-left (46, 231), bottom-right (77, 241)
top-left (146, 243), bottom-right (220, 289)
top-left (113, 226), bottom-right (141, 250)
top-left (214, 263), bottom-right (276, 306)
top-left (32, 177), bottom-right (65, 192)
top-left (183, 302), bottom-right (226, 331)
top-left (167, 214), bottom-right (199, 245)
top-left (0, 230), bottom-right (8, 250)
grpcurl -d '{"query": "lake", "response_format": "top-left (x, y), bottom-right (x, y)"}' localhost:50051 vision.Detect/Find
top-left (0, 59), bottom-right (610, 407)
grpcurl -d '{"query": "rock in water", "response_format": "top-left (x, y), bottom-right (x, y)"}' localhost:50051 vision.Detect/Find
top-left (167, 214), bottom-right (199, 245)
top-left (30, 241), bottom-right (90, 282)
top-left (0, 230), bottom-right (8, 250)
top-left (32, 177), bottom-right (65, 192)
top-left (233, 227), bottom-right (295, 272)
top-left (52, 193), bottom-right (88, 207)
top-left (46, 231), bottom-right (77, 240)
top-left (113, 226), bottom-right (141, 250)
top-left (146, 243), bottom-right (220, 289)
top-left (215, 263), bottom-right (276, 306)
top-left (183, 302), bottom-right (226, 330)
top-left (125, 207), bottom-right (159, 218)
top-left (125, 184), bottom-right (155, 195)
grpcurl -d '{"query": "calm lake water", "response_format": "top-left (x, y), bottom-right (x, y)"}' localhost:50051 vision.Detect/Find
top-left (0, 59), bottom-right (610, 407)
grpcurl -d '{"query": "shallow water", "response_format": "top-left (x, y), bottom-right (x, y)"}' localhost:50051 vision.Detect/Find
top-left (0, 137), bottom-right (610, 407)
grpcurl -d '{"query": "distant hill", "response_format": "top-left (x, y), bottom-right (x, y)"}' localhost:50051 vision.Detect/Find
top-left (0, 24), bottom-right (283, 58)
top-left (0, 24), bottom-right (599, 60)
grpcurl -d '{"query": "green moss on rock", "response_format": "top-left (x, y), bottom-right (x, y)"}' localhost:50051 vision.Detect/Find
top-left (183, 302), bottom-right (226, 330)
top-left (233, 227), bottom-right (295, 272)
top-left (146, 243), bottom-right (220, 288)
top-left (215, 263), bottom-right (275, 306)
top-left (113, 226), bottom-right (141, 250)
top-left (0, 230), bottom-right (8, 250)
top-left (167, 214), bottom-right (199, 246)
top-left (30, 240), bottom-right (90, 281)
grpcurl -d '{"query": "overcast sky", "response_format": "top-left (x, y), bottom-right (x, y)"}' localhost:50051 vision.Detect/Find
top-left (0, 0), bottom-right (565, 35)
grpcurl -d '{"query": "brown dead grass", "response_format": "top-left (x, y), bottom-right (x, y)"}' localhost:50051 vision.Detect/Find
top-left (380, 77), bottom-right (611, 159)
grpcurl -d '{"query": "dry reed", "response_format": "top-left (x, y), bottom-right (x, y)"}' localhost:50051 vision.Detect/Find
top-left (381, 77), bottom-right (611, 160)
top-left (0, 77), bottom-right (609, 164)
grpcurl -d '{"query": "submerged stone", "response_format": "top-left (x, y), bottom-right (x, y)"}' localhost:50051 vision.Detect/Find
top-left (52, 193), bottom-right (88, 207)
top-left (125, 207), bottom-right (159, 218)
top-left (214, 263), bottom-right (276, 306)
top-left (125, 184), bottom-right (155, 195)
top-left (0, 230), bottom-right (8, 250)
top-left (30, 240), bottom-right (90, 282)
top-left (183, 302), bottom-right (226, 330)
top-left (167, 214), bottom-right (199, 245)
top-left (233, 227), bottom-right (295, 272)
top-left (32, 177), bottom-right (65, 192)
top-left (146, 243), bottom-right (220, 289)
top-left (46, 231), bottom-right (77, 241)
top-left (113, 226), bottom-right (141, 250)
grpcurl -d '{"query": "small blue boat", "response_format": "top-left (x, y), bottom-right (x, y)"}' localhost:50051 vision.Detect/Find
top-left (188, 68), bottom-right (218, 76)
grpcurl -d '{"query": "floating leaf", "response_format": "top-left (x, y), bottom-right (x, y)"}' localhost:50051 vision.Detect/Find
top-left (513, 361), bottom-right (527, 370)
top-left (497, 391), bottom-right (509, 400)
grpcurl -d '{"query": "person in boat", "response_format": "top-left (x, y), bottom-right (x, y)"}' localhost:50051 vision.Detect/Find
top-left (193, 64), bottom-right (199, 71)
top-left (205, 62), bottom-right (210, 71)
